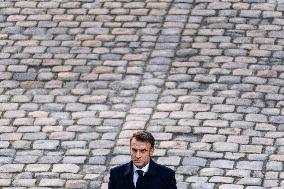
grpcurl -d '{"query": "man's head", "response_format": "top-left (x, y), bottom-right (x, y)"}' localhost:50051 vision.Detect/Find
top-left (130, 131), bottom-right (155, 169)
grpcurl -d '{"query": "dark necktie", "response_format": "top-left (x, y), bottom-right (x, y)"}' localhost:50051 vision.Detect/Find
top-left (136, 170), bottom-right (144, 189)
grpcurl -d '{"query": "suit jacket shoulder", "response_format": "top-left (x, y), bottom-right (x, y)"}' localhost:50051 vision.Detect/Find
top-left (148, 159), bottom-right (175, 176)
top-left (146, 159), bottom-right (177, 189)
top-left (110, 162), bottom-right (129, 173)
top-left (109, 160), bottom-right (177, 189)
top-left (109, 162), bottom-right (134, 189)
top-left (155, 162), bottom-right (175, 174)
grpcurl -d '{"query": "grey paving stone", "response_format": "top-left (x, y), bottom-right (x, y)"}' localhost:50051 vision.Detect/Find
top-left (39, 178), bottom-right (65, 187)
top-left (33, 140), bottom-right (59, 150)
top-left (200, 168), bottom-right (224, 176)
top-left (236, 161), bottom-right (263, 171)
top-left (0, 157), bottom-right (12, 164)
top-left (182, 157), bottom-right (207, 167)
top-left (66, 180), bottom-right (88, 189)
top-left (212, 105), bottom-right (235, 113)
top-left (52, 164), bottom-right (80, 174)
top-left (213, 142), bottom-right (239, 152)
top-left (38, 156), bottom-right (62, 164)
top-left (237, 178), bottom-right (262, 185)
top-left (266, 161), bottom-right (282, 171)
top-left (210, 160), bottom-right (234, 169)
top-left (0, 164), bottom-right (24, 173)
top-left (191, 182), bottom-right (215, 189)
top-left (1, 1), bottom-right (284, 188)
top-left (219, 184), bottom-right (244, 189)
top-left (210, 176), bottom-right (234, 183)
top-left (0, 179), bottom-right (11, 186)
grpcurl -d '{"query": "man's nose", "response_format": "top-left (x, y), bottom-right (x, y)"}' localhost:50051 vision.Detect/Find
top-left (136, 151), bottom-right (141, 158)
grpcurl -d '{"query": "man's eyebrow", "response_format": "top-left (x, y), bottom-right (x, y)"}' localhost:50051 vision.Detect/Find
top-left (139, 148), bottom-right (148, 151)
top-left (131, 147), bottom-right (147, 151)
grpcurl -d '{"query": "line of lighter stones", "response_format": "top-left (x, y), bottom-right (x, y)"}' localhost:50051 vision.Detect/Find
top-left (99, 1), bottom-right (179, 188)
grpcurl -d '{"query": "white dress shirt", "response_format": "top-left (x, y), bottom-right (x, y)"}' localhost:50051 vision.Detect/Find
top-left (133, 163), bottom-right (150, 187)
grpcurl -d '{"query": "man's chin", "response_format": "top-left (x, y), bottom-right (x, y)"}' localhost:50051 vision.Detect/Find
top-left (134, 161), bottom-right (144, 168)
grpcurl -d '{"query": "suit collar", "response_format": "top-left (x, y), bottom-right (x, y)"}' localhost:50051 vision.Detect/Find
top-left (123, 161), bottom-right (133, 176)
top-left (147, 159), bottom-right (158, 177)
top-left (122, 162), bottom-right (135, 189)
top-left (123, 159), bottom-right (158, 177)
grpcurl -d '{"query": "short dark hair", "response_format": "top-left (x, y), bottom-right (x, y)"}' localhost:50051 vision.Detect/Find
top-left (130, 131), bottom-right (155, 148)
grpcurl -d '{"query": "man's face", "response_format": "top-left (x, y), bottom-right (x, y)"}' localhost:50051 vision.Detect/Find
top-left (130, 138), bottom-right (154, 169)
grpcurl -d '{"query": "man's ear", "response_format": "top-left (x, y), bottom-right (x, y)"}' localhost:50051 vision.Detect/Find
top-left (150, 147), bottom-right (154, 156)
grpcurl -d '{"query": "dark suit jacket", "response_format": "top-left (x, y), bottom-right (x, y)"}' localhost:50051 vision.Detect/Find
top-left (108, 159), bottom-right (177, 189)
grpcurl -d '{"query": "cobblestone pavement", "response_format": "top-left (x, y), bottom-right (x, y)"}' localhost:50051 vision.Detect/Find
top-left (1, 0), bottom-right (284, 188)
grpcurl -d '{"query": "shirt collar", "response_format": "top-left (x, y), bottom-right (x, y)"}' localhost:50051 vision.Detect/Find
top-left (123, 159), bottom-right (158, 177)
top-left (133, 162), bottom-right (150, 173)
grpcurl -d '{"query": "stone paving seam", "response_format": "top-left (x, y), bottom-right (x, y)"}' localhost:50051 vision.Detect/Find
top-left (101, 0), bottom-right (179, 188)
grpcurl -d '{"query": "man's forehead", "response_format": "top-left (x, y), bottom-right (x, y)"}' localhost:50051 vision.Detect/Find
top-left (131, 138), bottom-right (151, 147)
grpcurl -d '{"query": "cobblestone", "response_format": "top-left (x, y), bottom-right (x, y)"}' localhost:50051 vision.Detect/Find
top-left (0, 1), bottom-right (283, 188)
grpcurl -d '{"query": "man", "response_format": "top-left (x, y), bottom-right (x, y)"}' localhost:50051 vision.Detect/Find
top-left (108, 131), bottom-right (177, 189)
